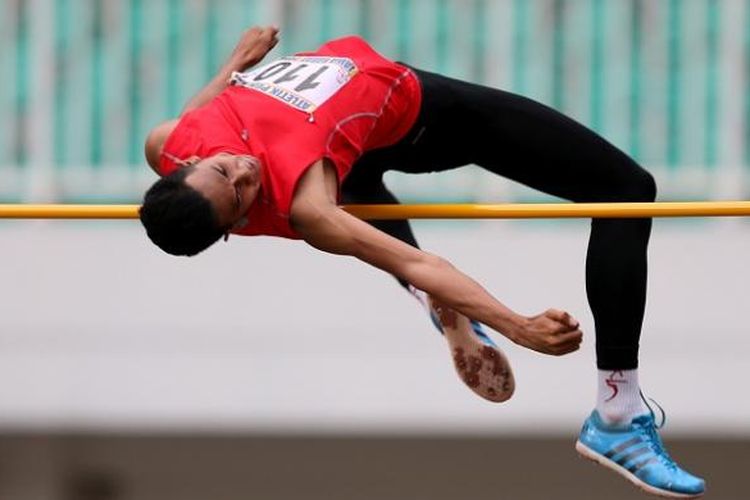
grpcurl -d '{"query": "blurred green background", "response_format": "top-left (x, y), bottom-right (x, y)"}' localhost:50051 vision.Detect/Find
top-left (1, 0), bottom-right (748, 202)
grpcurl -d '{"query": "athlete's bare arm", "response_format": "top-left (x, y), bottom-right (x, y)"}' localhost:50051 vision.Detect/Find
top-left (290, 160), bottom-right (583, 356)
top-left (144, 25), bottom-right (280, 173)
top-left (182, 25), bottom-right (279, 114)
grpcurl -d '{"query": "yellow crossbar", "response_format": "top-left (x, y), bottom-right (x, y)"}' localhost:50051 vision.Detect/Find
top-left (0, 202), bottom-right (749, 220)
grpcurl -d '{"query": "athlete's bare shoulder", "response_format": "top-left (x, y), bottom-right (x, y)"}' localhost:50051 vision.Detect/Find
top-left (289, 159), bottom-right (340, 228)
top-left (289, 158), bottom-right (370, 261)
top-left (144, 119), bottom-right (179, 174)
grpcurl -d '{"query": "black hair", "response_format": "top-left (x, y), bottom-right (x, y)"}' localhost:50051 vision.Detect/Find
top-left (139, 166), bottom-right (225, 256)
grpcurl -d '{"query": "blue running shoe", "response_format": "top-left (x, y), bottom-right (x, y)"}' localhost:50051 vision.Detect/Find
top-left (430, 297), bottom-right (514, 403)
top-left (428, 308), bottom-right (498, 347)
top-left (576, 410), bottom-right (705, 498)
top-left (409, 283), bottom-right (498, 347)
top-left (407, 285), bottom-right (514, 402)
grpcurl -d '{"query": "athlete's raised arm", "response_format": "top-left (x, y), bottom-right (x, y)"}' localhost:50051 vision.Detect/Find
top-left (143, 25), bottom-right (279, 173)
top-left (182, 25), bottom-right (279, 114)
top-left (290, 160), bottom-right (583, 356)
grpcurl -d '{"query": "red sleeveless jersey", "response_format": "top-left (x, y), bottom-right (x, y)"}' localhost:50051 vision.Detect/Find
top-left (159, 36), bottom-right (422, 238)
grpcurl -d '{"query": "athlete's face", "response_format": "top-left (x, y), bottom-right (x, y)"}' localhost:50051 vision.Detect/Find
top-left (185, 153), bottom-right (262, 228)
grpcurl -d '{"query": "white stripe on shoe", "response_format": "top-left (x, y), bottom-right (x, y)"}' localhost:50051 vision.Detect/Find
top-left (575, 441), bottom-right (705, 499)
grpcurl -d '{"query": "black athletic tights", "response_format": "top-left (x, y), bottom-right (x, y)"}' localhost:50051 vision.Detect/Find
top-left (342, 68), bottom-right (656, 370)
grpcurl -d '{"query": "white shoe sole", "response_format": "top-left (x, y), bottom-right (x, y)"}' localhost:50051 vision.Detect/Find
top-left (430, 299), bottom-right (514, 403)
top-left (575, 440), bottom-right (705, 499)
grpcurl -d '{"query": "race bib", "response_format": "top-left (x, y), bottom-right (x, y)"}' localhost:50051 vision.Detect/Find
top-left (230, 56), bottom-right (359, 113)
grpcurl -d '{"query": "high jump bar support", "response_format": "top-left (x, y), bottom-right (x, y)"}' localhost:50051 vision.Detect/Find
top-left (1, 202), bottom-right (750, 219)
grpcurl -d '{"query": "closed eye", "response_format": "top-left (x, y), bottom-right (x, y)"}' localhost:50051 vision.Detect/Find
top-left (211, 165), bottom-right (240, 210)
top-left (212, 165), bottom-right (228, 178)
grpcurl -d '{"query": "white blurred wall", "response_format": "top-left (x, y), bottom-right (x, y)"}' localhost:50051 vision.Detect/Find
top-left (1, 219), bottom-right (748, 436)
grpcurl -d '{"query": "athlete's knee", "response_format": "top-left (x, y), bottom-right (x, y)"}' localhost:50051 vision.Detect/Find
top-left (601, 165), bottom-right (656, 203)
top-left (622, 167), bottom-right (657, 202)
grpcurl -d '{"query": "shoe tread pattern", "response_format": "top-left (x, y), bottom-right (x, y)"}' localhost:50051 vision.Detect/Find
top-left (431, 299), bottom-right (514, 403)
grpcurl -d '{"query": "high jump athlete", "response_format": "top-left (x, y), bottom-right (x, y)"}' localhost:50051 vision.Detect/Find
top-left (139, 26), bottom-right (704, 498)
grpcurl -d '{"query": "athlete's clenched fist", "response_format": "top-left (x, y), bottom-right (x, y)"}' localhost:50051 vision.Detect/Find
top-left (227, 25), bottom-right (280, 72)
top-left (511, 308), bottom-right (583, 356)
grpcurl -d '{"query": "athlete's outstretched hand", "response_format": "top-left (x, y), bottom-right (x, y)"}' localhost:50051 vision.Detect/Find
top-left (512, 309), bottom-right (582, 356)
top-left (227, 25), bottom-right (280, 72)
